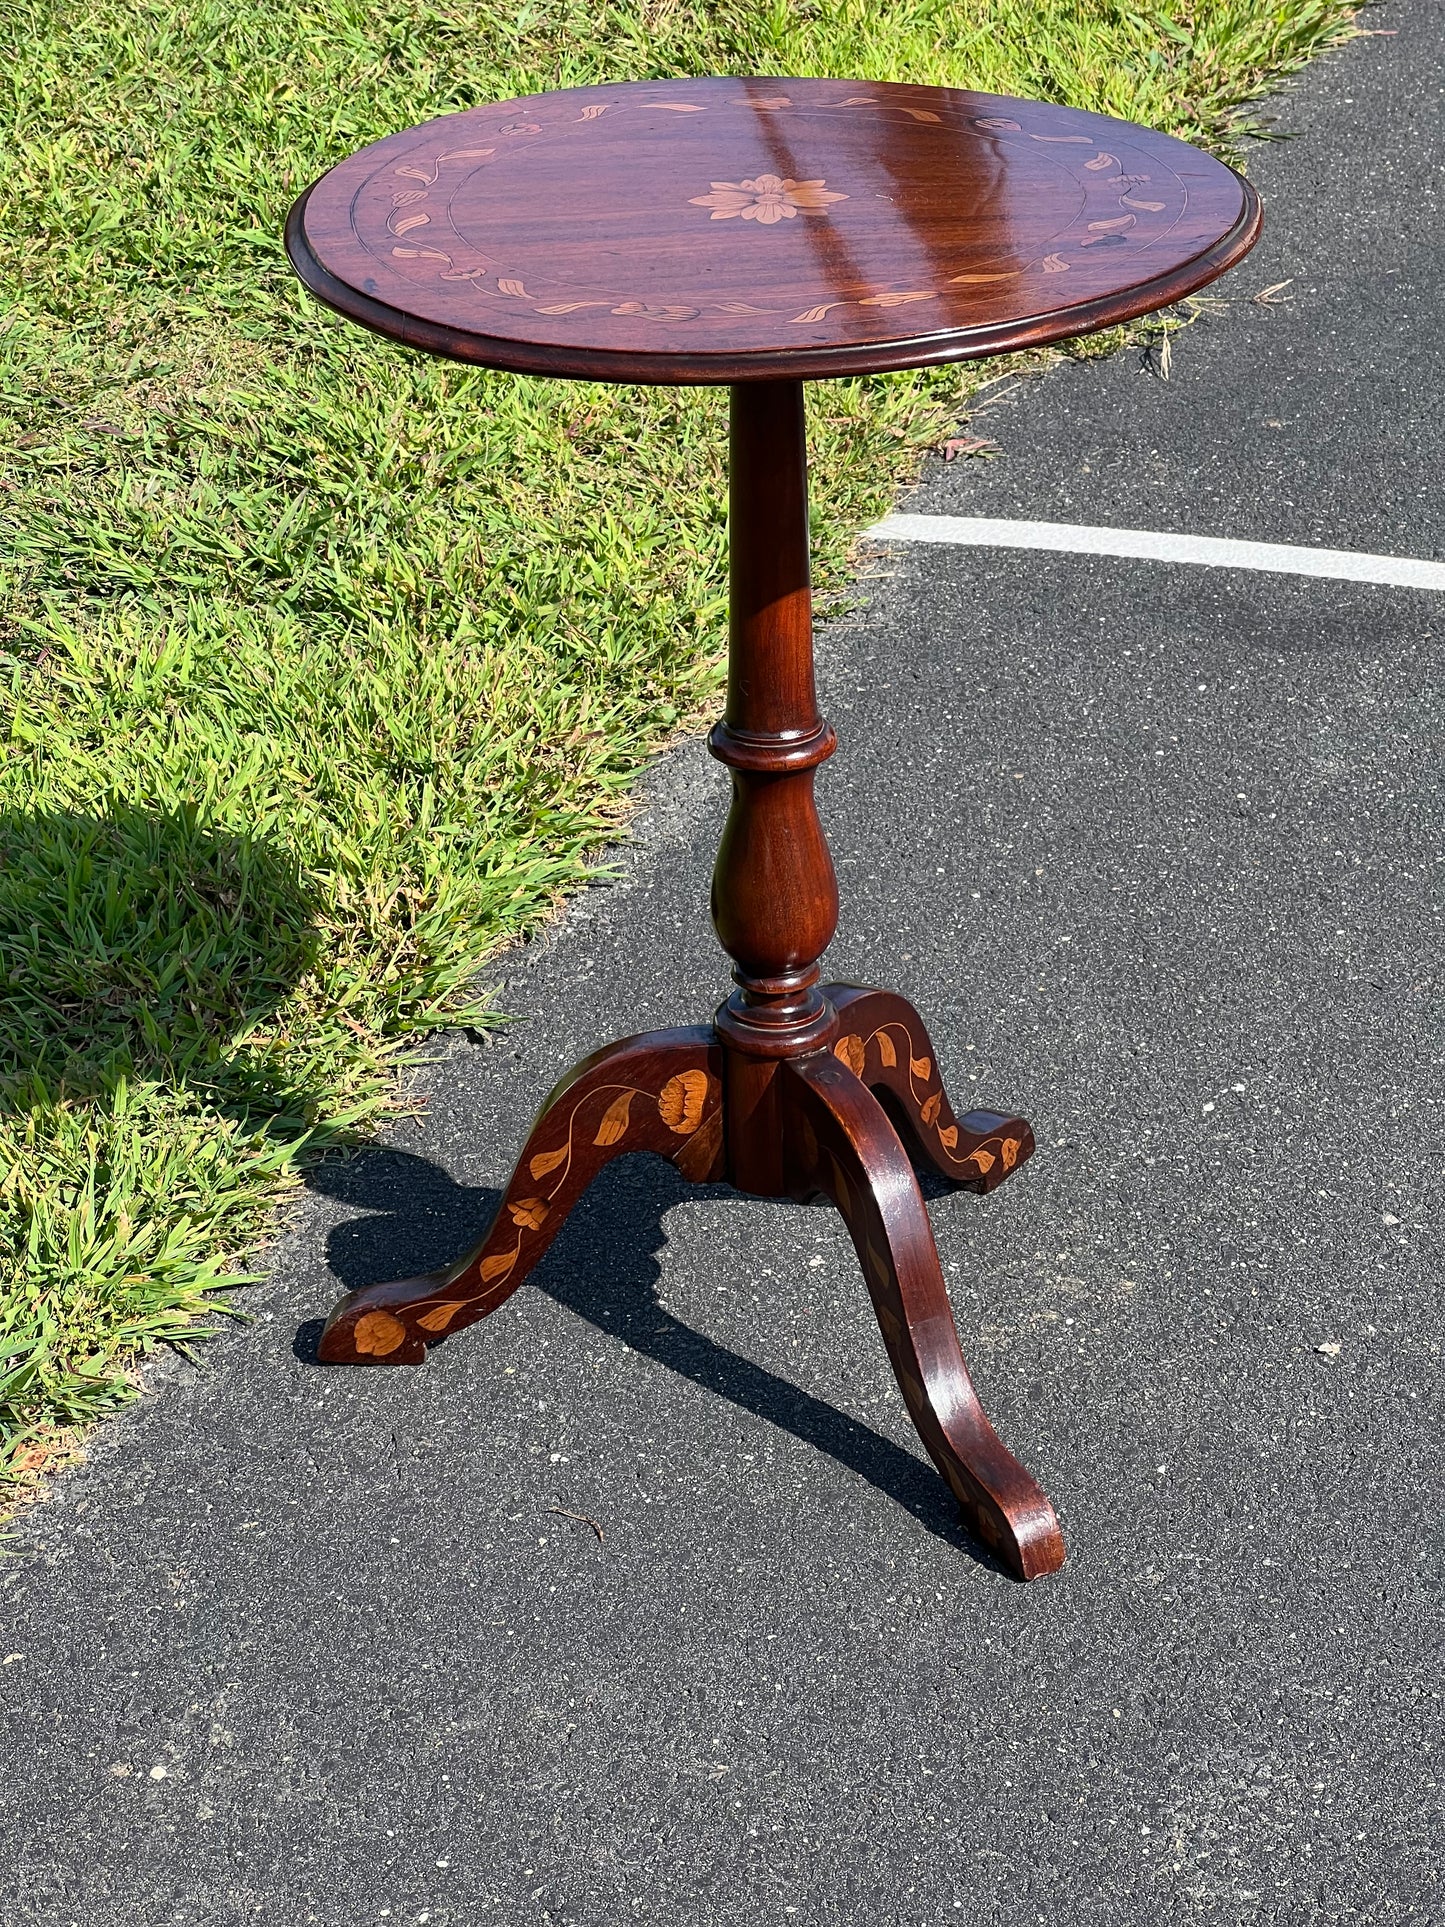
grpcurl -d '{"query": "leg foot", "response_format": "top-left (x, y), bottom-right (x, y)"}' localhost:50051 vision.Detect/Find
top-left (783, 1047), bottom-right (1064, 1580)
top-left (318, 1027), bottom-right (724, 1364)
top-left (826, 984), bottom-right (1034, 1192)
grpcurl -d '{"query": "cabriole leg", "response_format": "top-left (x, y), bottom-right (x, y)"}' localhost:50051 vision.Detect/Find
top-left (782, 1047), bottom-right (1064, 1580)
top-left (317, 1027), bottom-right (723, 1365)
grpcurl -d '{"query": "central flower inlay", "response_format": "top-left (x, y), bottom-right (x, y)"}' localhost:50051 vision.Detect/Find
top-left (689, 174), bottom-right (848, 224)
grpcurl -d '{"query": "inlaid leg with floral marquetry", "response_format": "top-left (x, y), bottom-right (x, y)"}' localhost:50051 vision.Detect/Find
top-left (782, 1046), bottom-right (1064, 1581)
top-left (316, 1027), bottom-right (724, 1366)
top-left (825, 984), bottom-right (1035, 1194)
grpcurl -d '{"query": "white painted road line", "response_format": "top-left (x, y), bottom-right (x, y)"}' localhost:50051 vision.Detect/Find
top-left (864, 514), bottom-right (1445, 592)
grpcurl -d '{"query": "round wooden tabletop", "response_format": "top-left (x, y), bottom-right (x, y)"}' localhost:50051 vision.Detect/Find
top-left (286, 77), bottom-right (1261, 385)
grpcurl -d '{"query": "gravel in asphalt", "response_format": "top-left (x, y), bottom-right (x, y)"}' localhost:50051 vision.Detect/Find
top-left (2, 8), bottom-right (1440, 1922)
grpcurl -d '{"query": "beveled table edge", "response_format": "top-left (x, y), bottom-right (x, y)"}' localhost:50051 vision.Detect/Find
top-left (283, 169), bottom-right (1262, 386)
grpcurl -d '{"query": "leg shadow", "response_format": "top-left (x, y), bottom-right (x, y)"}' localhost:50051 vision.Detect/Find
top-left (305, 1143), bottom-right (1006, 1566)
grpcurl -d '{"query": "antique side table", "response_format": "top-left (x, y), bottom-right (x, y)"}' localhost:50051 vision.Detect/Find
top-left (286, 77), bottom-right (1259, 1580)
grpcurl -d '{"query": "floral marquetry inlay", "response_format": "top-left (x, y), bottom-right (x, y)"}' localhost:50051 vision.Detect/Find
top-left (689, 174), bottom-right (848, 223)
top-left (833, 1020), bottom-right (1024, 1181)
top-left (290, 75), bottom-right (1258, 378)
top-left (342, 1059), bottom-right (726, 1352)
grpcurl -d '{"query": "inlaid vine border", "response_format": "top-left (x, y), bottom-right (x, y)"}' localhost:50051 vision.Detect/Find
top-left (831, 1021), bottom-right (1023, 1181)
top-left (367, 90), bottom-right (1182, 328)
top-left (348, 1066), bottom-right (720, 1358)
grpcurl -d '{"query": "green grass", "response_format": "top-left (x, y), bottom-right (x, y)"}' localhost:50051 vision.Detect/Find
top-left (0, 0), bottom-right (1354, 1487)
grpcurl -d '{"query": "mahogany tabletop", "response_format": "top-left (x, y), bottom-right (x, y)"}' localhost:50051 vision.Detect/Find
top-left (286, 76), bottom-right (1261, 385)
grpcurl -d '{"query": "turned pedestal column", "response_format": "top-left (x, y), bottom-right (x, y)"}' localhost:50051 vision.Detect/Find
top-left (287, 71), bottom-right (1261, 1579)
top-left (711, 379), bottom-right (841, 1192)
top-left (312, 380), bottom-right (1066, 1579)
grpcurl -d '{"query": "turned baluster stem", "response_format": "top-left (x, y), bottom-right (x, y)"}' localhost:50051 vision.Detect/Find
top-left (710, 380), bottom-right (840, 1190)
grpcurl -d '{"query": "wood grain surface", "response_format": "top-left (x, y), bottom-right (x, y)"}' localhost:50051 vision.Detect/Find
top-left (826, 984), bottom-right (1037, 1194)
top-left (307, 363), bottom-right (1070, 1573)
top-left (784, 1047), bottom-right (1064, 1580)
top-left (286, 75), bottom-right (1261, 383)
top-left (317, 1027), bottom-right (724, 1366)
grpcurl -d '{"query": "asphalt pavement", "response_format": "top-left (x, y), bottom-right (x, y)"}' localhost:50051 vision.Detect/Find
top-left (2, 6), bottom-right (1441, 1922)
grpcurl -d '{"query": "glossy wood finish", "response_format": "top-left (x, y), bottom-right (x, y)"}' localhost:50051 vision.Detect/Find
top-left (826, 984), bottom-right (1036, 1192)
top-left (711, 380), bottom-right (840, 1193)
top-left (319, 990), bottom-right (1054, 1579)
top-left (293, 82), bottom-right (1267, 1573)
top-left (313, 365), bottom-right (1062, 1573)
top-left (286, 76), bottom-right (1261, 385)
top-left (318, 1027), bottom-right (724, 1366)
top-left (781, 1049), bottom-right (1063, 1580)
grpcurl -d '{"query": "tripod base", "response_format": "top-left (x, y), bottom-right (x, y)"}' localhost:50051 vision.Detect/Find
top-left (318, 985), bottom-right (1064, 1581)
